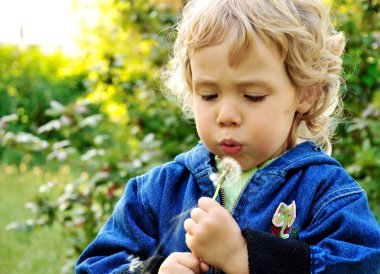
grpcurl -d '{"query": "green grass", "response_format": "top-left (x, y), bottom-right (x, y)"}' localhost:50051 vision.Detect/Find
top-left (0, 165), bottom-right (71, 274)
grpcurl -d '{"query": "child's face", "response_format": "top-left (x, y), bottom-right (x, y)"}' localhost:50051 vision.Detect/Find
top-left (190, 33), bottom-right (307, 170)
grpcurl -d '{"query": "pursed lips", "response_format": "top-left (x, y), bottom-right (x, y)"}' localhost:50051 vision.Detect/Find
top-left (219, 139), bottom-right (243, 154)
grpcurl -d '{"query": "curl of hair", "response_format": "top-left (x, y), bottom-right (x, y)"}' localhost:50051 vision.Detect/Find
top-left (161, 0), bottom-right (346, 154)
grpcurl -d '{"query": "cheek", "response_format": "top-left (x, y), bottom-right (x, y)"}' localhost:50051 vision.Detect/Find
top-left (194, 101), bottom-right (214, 123)
top-left (195, 115), bottom-right (211, 132)
top-left (248, 112), bottom-right (292, 143)
top-left (194, 106), bottom-right (210, 134)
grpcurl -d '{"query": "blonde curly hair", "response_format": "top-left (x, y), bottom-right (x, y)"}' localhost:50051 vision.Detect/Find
top-left (162, 0), bottom-right (346, 154)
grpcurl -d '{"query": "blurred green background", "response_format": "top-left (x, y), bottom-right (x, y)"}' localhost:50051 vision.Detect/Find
top-left (0, 0), bottom-right (379, 273)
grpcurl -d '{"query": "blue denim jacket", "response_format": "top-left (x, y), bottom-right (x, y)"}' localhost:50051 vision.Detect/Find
top-left (76, 141), bottom-right (380, 273)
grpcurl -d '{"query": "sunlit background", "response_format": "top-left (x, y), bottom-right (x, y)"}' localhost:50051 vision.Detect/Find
top-left (0, 0), bottom-right (99, 55)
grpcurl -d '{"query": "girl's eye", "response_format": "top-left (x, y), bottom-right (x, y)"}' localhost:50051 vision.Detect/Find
top-left (244, 95), bottom-right (266, 102)
top-left (201, 94), bottom-right (218, 101)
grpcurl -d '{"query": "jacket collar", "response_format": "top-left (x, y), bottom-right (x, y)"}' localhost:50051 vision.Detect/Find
top-left (174, 141), bottom-right (215, 182)
top-left (265, 141), bottom-right (341, 174)
top-left (175, 141), bottom-right (341, 181)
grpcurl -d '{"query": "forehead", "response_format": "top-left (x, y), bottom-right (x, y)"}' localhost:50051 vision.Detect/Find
top-left (191, 33), bottom-right (283, 74)
top-left (189, 42), bottom-right (289, 94)
top-left (188, 26), bottom-right (283, 68)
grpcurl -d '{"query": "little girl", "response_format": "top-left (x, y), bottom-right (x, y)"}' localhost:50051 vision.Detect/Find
top-left (76, 0), bottom-right (380, 273)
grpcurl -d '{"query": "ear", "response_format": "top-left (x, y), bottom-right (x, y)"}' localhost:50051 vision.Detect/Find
top-left (296, 87), bottom-right (318, 114)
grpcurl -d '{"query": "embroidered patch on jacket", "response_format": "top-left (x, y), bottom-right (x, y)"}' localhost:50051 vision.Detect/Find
top-left (271, 201), bottom-right (296, 239)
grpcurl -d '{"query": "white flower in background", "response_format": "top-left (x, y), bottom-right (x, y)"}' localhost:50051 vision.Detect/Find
top-left (0, 114), bottom-right (18, 128)
top-left (52, 140), bottom-right (71, 150)
top-left (80, 149), bottom-right (105, 161)
top-left (37, 116), bottom-right (71, 133)
top-left (94, 134), bottom-right (109, 145)
top-left (79, 114), bottom-right (103, 128)
top-left (50, 100), bottom-right (65, 113)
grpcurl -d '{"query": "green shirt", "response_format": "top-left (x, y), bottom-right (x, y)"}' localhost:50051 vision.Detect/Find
top-left (216, 157), bottom-right (274, 212)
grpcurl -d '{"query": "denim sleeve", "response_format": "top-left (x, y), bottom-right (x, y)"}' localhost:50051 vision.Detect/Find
top-left (242, 189), bottom-right (380, 274)
top-left (304, 188), bottom-right (380, 273)
top-left (75, 177), bottom-right (163, 274)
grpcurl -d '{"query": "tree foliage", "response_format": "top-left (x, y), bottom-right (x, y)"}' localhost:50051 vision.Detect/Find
top-left (1, 1), bottom-right (194, 271)
top-left (331, 0), bottom-right (380, 218)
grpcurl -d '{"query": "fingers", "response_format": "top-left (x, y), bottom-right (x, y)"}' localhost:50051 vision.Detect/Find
top-left (185, 197), bottom-right (226, 237)
top-left (184, 217), bottom-right (196, 235)
top-left (159, 252), bottom-right (204, 274)
top-left (198, 196), bottom-right (225, 213)
top-left (200, 261), bottom-right (210, 273)
top-left (190, 207), bottom-right (207, 222)
top-left (176, 252), bottom-right (201, 271)
top-left (189, 197), bottom-right (223, 222)
top-left (183, 197), bottom-right (242, 272)
top-left (198, 197), bottom-right (215, 211)
top-left (185, 206), bottom-right (208, 234)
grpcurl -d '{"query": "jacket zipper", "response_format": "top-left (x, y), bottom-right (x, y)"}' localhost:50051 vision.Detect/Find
top-left (211, 180), bottom-right (250, 274)
top-left (230, 179), bottom-right (250, 214)
top-left (220, 188), bottom-right (226, 208)
top-left (211, 190), bottom-right (227, 274)
top-left (214, 178), bottom-right (250, 274)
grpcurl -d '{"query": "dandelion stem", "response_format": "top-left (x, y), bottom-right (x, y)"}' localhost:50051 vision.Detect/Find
top-left (212, 170), bottom-right (227, 200)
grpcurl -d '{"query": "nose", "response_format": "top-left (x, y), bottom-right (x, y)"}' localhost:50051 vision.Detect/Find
top-left (216, 101), bottom-right (242, 127)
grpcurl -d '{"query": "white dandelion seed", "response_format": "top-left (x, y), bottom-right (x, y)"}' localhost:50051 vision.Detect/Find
top-left (209, 173), bottom-right (220, 186)
top-left (127, 255), bottom-right (144, 272)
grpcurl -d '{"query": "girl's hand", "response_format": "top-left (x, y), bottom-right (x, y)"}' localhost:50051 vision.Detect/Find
top-left (158, 252), bottom-right (209, 274)
top-left (184, 197), bottom-right (248, 274)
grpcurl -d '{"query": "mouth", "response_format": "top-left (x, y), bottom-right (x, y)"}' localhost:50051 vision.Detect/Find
top-left (219, 139), bottom-right (243, 154)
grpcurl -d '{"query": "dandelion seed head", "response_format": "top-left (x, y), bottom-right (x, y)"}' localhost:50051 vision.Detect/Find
top-left (218, 157), bottom-right (242, 188)
top-left (218, 157), bottom-right (241, 173)
top-left (209, 173), bottom-right (219, 186)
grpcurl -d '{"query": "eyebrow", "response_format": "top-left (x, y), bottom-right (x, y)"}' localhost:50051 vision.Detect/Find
top-left (193, 77), bottom-right (277, 90)
top-left (235, 79), bottom-right (277, 89)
